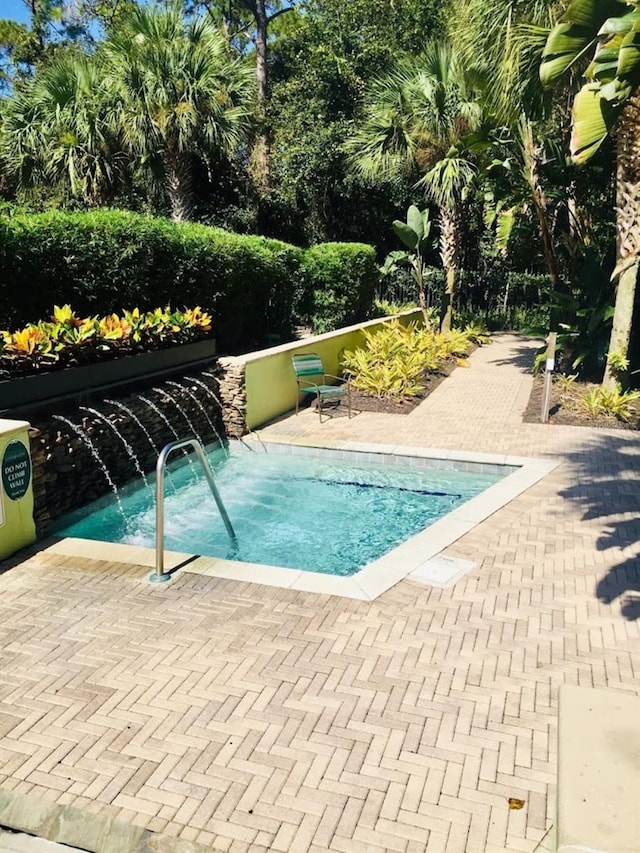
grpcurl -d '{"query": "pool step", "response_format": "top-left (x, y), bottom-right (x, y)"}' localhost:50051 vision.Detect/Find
top-left (557, 685), bottom-right (640, 853)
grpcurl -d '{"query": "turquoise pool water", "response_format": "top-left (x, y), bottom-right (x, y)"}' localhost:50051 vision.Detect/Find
top-left (56, 447), bottom-right (505, 576)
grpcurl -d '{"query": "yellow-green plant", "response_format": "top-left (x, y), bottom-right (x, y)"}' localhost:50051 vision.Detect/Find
top-left (462, 323), bottom-right (491, 346)
top-left (554, 373), bottom-right (578, 393)
top-left (373, 298), bottom-right (420, 317)
top-left (580, 388), bottom-right (603, 419)
top-left (440, 329), bottom-right (472, 358)
top-left (343, 346), bottom-right (427, 398)
top-left (341, 319), bottom-right (471, 400)
top-left (606, 349), bottom-right (631, 388)
top-left (580, 385), bottom-right (640, 422)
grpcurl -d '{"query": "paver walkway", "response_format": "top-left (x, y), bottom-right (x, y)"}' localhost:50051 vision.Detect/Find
top-left (0, 334), bottom-right (639, 852)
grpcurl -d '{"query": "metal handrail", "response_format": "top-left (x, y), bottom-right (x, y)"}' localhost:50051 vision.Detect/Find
top-left (150, 438), bottom-right (237, 583)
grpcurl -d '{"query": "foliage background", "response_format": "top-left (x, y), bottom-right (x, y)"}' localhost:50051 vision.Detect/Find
top-left (0, 209), bottom-right (376, 351)
top-left (0, 0), bottom-right (624, 377)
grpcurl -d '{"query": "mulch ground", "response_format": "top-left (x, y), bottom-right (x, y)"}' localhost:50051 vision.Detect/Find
top-left (312, 355), bottom-right (461, 417)
top-left (523, 374), bottom-right (640, 431)
top-left (349, 357), bottom-right (459, 415)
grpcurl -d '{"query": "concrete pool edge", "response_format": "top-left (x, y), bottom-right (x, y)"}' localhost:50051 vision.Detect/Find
top-left (45, 438), bottom-right (560, 601)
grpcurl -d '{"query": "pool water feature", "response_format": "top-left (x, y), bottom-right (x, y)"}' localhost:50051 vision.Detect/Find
top-left (55, 444), bottom-right (509, 577)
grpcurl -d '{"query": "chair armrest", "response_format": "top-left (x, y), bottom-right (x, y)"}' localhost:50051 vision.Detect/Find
top-left (323, 373), bottom-right (349, 384)
top-left (297, 378), bottom-right (320, 391)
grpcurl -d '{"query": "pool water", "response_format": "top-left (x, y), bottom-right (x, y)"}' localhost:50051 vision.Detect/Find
top-left (56, 447), bottom-right (505, 576)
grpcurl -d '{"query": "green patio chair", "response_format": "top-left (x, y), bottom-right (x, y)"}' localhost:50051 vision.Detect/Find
top-left (292, 353), bottom-right (352, 422)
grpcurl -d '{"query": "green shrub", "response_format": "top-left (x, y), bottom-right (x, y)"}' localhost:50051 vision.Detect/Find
top-left (300, 242), bottom-right (378, 334)
top-left (0, 209), bottom-right (302, 352)
top-left (0, 210), bottom-right (377, 353)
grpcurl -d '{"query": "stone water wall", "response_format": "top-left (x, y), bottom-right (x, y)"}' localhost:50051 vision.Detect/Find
top-left (28, 362), bottom-right (245, 537)
top-left (217, 357), bottom-right (247, 440)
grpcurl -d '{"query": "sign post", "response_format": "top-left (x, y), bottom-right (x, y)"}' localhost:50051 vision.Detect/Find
top-left (540, 332), bottom-right (557, 424)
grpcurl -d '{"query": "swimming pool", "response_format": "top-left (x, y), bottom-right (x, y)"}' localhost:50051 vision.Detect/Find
top-left (55, 443), bottom-right (509, 576)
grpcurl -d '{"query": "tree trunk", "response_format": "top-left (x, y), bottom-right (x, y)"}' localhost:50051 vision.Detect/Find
top-left (251, 0), bottom-right (270, 195)
top-left (441, 266), bottom-right (456, 333)
top-left (164, 151), bottom-right (194, 223)
top-left (603, 91), bottom-right (640, 389)
top-left (521, 120), bottom-right (561, 302)
top-left (413, 260), bottom-right (430, 324)
top-left (438, 206), bottom-right (461, 333)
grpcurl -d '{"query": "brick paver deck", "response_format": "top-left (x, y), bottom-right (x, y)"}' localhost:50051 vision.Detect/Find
top-left (1, 334), bottom-right (639, 852)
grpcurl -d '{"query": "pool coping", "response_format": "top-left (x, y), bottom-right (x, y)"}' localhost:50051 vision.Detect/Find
top-left (45, 437), bottom-right (560, 601)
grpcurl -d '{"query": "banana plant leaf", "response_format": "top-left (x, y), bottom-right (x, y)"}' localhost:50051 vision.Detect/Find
top-left (570, 83), bottom-right (617, 163)
top-left (407, 205), bottom-right (424, 238)
top-left (540, 0), bottom-right (627, 85)
top-left (392, 220), bottom-right (419, 250)
top-left (617, 18), bottom-right (640, 82)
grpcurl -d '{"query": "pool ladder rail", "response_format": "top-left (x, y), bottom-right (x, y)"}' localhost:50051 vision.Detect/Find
top-left (150, 437), bottom-right (237, 583)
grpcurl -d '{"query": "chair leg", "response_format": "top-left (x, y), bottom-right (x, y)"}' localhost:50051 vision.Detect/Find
top-left (317, 393), bottom-right (322, 422)
top-left (347, 386), bottom-right (351, 419)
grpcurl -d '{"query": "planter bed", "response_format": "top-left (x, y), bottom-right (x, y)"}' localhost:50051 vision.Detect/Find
top-left (0, 339), bottom-right (216, 416)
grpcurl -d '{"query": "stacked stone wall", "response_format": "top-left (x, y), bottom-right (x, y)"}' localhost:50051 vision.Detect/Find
top-left (217, 357), bottom-right (246, 439)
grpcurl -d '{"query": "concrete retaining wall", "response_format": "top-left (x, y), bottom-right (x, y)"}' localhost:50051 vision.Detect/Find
top-left (220, 310), bottom-right (423, 432)
top-left (0, 420), bottom-right (36, 560)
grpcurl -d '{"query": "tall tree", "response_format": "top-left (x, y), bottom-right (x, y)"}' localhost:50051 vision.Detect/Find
top-left (0, 0), bottom-right (94, 87)
top-left (1, 52), bottom-right (121, 204)
top-left (188, 0), bottom-right (296, 194)
top-left (346, 43), bottom-right (487, 330)
top-left (447, 0), bottom-right (557, 124)
top-left (447, 0), bottom-right (615, 338)
top-left (255, 0), bottom-right (446, 242)
top-left (541, 0), bottom-right (640, 387)
top-left (102, 3), bottom-right (254, 222)
top-left (0, 19), bottom-right (34, 89)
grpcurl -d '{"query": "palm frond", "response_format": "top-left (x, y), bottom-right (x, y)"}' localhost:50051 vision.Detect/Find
top-left (420, 156), bottom-right (478, 210)
top-left (346, 41), bottom-right (487, 187)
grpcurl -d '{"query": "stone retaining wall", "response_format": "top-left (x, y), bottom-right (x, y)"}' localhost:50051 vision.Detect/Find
top-left (29, 363), bottom-right (241, 537)
top-left (217, 357), bottom-right (246, 440)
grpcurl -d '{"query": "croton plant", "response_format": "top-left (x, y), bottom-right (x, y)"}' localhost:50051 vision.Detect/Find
top-left (0, 305), bottom-right (212, 377)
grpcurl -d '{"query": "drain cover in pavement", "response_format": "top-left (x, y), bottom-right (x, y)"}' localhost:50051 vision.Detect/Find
top-left (409, 555), bottom-right (476, 588)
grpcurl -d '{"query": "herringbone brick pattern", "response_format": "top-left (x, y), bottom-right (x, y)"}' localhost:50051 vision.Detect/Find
top-left (1, 334), bottom-right (639, 852)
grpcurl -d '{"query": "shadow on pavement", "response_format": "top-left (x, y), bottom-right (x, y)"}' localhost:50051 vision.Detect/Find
top-left (559, 432), bottom-right (640, 620)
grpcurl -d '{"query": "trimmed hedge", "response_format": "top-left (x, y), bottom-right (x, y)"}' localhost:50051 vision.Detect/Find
top-left (300, 242), bottom-right (378, 334)
top-left (0, 210), bottom-right (376, 352)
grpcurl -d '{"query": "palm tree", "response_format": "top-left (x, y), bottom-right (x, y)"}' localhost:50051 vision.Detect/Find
top-left (447, 0), bottom-right (557, 124)
top-left (346, 43), bottom-right (486, 331)
top-left (541, 0), bottom-right (640, 388)
top-left (1, 52), bottom-right (121, 205)
top-left (447, 0), bottom-right (613, 340)
top-left (102, 3), bottom-right (254, 222)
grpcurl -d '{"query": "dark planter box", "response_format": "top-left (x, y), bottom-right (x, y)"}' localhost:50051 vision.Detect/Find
top-left (0, 339), bottom-right (216, 415)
